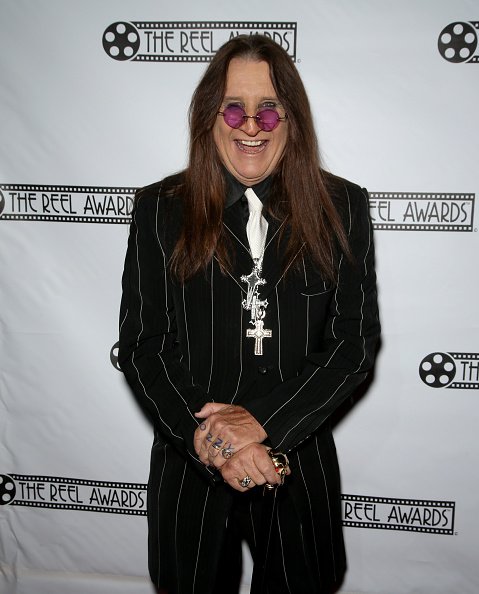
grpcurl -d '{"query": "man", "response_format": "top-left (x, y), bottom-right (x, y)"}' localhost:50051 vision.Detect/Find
top-left (119, 34), bottom-right (379, 594)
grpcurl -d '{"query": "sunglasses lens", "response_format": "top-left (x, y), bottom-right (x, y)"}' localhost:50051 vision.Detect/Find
top-left (222, 105), bottom-right (245, 128)
top-left (257, 109), bottom-right (280, 132)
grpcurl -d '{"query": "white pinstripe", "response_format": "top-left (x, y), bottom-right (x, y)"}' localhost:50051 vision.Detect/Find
top-left (192, 486), bottom-right (210, 594)
top-left (302, 254), bottom-right (310, 355)
top-left (297, 452), bottom-right (320, 578)
top-left (330, 252), bottom-right (343, 341)
top-left (277, 511), bottom-right (292, 594)
top-left (305, 295), bottom-right (310, 356)
top-left (222, 222), bottom-right (250, 254)
top-left (155, 191), bottom-right (171, 334)
top-left (249, 499), bottom-right (257, 549)
top-left (231, 296), bottom-right (244, 403)
top-left (119, 308), bottom-right (128, 333)
top-left (182, 284), bottom-right (191, 371)
top-left (299, 522), bottom-right (308, 573)
top-left (262, 488), bottom-right (278, 584)
top-left (301, 253), bottom-right (308, 287)
top-left (155, 444), bottom-right (168, 590)
top-left (207, 261), bottom-right (214, 394)
top-left (175, 462), bottom-right (187, 593)
top-left (275, 286), bottom-right (283, 381)
top-left (315, 434), bottom-right (336, 580)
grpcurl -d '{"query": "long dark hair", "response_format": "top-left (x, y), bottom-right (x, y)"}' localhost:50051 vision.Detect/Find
top-left (171, 34), bottom-right (349, 282)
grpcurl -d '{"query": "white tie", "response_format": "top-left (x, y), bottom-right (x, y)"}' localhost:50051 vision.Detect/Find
top-left (244, 187), bottom-right (268, 261)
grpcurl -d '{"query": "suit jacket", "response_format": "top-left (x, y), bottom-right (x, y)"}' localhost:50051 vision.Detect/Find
top-left (118, 171), bottom-right (380, 594)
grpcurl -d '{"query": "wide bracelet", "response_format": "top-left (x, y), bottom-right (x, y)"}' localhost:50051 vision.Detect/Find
top-left (264, 449), bottom-right (289, 491)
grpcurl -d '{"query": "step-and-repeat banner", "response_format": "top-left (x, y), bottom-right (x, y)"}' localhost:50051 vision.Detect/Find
top-left (1, 1), bottom-right (477, 593)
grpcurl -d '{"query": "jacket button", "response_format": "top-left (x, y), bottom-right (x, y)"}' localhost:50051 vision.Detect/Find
top-left (258, 366), bottom-right (268, 375)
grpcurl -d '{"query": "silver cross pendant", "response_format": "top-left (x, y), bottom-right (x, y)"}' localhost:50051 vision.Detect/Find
top-left (241, 262), bottom-right (266, 311)
top-left (246, 319), bottom-right (272, 356)
top-left (241, 259), bottom-right (272, 356)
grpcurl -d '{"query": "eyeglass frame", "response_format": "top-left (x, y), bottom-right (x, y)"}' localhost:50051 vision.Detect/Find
top-left (217, 104), bottom-right (288, 132)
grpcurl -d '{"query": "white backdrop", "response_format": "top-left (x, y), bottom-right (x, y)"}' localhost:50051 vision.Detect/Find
top-left (1, 1), bottom-right (478, 593)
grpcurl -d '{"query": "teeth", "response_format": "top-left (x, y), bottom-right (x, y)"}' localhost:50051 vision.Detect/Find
top-left (238, 140), bottom-right (263, 146)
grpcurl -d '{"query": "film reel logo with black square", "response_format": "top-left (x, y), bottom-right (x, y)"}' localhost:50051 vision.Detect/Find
top-left (438, 22), bottom-right (479, 63)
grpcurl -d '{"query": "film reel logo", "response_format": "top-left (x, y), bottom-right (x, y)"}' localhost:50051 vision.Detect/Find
top-left (110, 341), bottom-right (121, 371)
top-left (102, 22), bottom-right (140, 61)
top-left (0, 475), bottom-right (16, 505)
top-left (438, 21), bottom-right (479, 63)
top-left (419, 352), bottom-right (479, 389)
top-left (0, 189), bottom-right (5, 216)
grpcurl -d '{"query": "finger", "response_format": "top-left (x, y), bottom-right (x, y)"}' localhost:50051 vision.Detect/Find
top-left (242, 465), bottom-right (265, 486)
top-left (197, 431), bottom-right (214, 465)
top-left (207, 436), bottom-right (225, 466)
top-left (203, 407), bottom-right (267, 451)
top-left (220, 459), bottom-right (245, 489)
top-left (208, 442), bottom-right (236, 469)
top-left (225, 478), bottom-right (249, 492)
top-left (193, 422), bottom-right (209, 457)
top-left (221, 444), bottom-right (275, 486)
top-left (254, 451), bottom-right (282, 485)
top-left (193, 431), bottom-right (202, 457)
top-left (227, 474), bottom-right (256, 492)
top-left (221, 447), bottom-right (272, 489)
top-left (237, 475), bottom-right (256, 490)
top-left (194, 402), bottom-right (229, 418)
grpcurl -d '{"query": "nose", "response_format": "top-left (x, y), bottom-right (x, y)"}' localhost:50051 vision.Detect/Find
top-left (240, 115), bottom-right (260, 136)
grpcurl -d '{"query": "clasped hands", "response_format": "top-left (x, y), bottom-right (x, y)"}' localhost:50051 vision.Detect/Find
top-left (193, 403), bottom-right (290, 492)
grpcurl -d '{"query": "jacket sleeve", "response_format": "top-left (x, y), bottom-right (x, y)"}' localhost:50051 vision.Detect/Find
top-left (118, 187), bottom-right (214, 482)
top-left (246, 183), bottom-right (380, 452)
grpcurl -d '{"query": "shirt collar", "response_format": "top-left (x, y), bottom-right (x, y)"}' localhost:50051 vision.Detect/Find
top-left (223, 167), bottom-right (271, 209)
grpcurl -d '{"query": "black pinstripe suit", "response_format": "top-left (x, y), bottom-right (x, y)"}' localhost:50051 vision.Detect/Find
top-left (118, 170), bottom-right (380, 594)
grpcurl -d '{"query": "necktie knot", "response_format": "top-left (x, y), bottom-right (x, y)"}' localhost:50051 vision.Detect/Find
top-left (244, 187), bottom-right (263, 214)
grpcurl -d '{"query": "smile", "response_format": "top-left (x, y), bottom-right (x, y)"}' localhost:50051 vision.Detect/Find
top-left (235, 139), bottom-right (268, 153)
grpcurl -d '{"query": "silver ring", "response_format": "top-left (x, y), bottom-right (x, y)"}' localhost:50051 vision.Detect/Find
top-left (239, 475), bottom-right (252, 488)
top-left (221, 447), bottom-right (234, 460)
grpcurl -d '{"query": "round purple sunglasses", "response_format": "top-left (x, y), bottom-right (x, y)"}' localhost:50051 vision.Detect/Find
top-left (217, 104), bottom-right (287, 132)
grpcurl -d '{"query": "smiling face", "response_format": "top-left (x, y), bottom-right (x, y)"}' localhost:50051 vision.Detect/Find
top-left (213, 58), bottom-right (288, 186)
